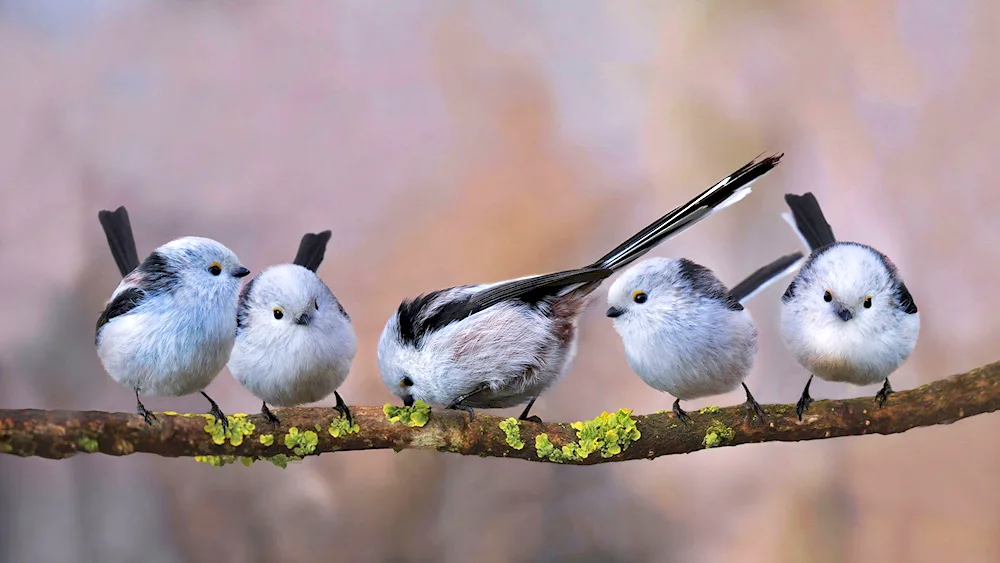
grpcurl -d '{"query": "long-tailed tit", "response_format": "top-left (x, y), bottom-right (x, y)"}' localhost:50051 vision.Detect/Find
top-left (606, 251), bottom-right (804, 424)
top-left (378, 154), bottom-right (784, 422)
top-left (228, 231), bottom-right (357, 426)
top-left (96, 206), bottom-right (250, 428)
top-left (779, 193), bottom-right (919, 419)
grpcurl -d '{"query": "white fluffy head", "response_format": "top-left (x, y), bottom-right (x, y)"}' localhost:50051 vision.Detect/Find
top-left (144, 236), bottom-right (249, 300)
top-left (607, 257), bottom-right (733, 322)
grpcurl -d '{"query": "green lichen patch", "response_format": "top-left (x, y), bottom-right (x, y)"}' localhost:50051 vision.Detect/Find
top-left (0, 441), bottom-right (12, 454)
top-left (240, 456), bottom-right (254, 467)
top-left (499, 418), bottom-right (524, 450)
top-left (259, 434), bottom-right (274, 446)
top-left (702, 420), bottom-right (736, 449)
top-left (698, 405), bottom-right (721, 414)
top-left (383, 400), bottom-right (430, 427)
top-left (76, 436), bottom-right (99, 453)
top-left (283, 427), bottom-right (319, 456)
top-left (203, 414), bottom-right (256, 447)
top-left (194, 455), bottom-right (238, 467)
top-left (267, 453), bottom-right (302, 468)
top-left (534, 409), bottom-right (642, 462)
top-left (329, 417), bottom-right (360, 438)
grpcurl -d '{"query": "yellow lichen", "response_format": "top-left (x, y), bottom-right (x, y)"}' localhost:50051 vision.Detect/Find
top-left (383, 400), bottom-right (431, 427)
top-left (194, 455), bottom-right (238, 466)
top-left (259, 434), bottom-right (275, 446)
top-left (77, 436), bottom-right (99, 453)
top-left (698, 405), bottom-right (721, 414)
top-left (267, 453), bottom-right (302, 468)
top-left (702, 420), bottom-right (736, 449)
top-left (329, 417), bottom-right (360, 438)
top-left (240, 456), bottom-right (254, 467)
top-left (283, 427), bottom-right (319, 456)
top-left (0, 442), bottom-right (12, 454)
top-left (203, 414), bottom-right (256, 447)
top-left (499, 418), bottom-right (524, 450)
top-left (534, 409), bottom-right (642, 462)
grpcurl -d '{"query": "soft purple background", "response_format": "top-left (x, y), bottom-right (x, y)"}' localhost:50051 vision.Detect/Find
top-left (1, 2), bottom-right (998, 562)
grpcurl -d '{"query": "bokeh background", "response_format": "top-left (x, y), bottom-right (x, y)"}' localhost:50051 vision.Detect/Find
top-left (2, 1), bottom-right (998, 561)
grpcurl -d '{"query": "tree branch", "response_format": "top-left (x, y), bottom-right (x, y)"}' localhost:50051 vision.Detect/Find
top-left (2, 361), bottom-right (998, 465)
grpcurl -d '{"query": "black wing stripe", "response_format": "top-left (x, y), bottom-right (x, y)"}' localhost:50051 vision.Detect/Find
top-left (95, 287), bottom-right (145, 344)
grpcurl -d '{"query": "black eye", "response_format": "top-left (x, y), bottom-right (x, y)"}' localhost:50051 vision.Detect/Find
top-left (314, 299), bottom-right (319, 310)
top-left (823, 290), bottom-right (833, 302)
top-left (632, 291), bottom-right (648, 304)
top-left (863, 296), bottom-right (872, 309)
top-left (401, 376), bottom-right (414, 387)
top-left (209, 263), bottom-right (222, 276)
top-left (273, 308), bottom-right (284, 320)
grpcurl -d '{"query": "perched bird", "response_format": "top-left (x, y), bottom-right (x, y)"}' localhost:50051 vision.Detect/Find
top-left (96, 206), bottom-right (250, 428)
top-left (228, 231), bottom-right (356, 426)
top-left (377, 154), bottom-right (785, 421)
top-left (606, 251), bottom-right (804, 424)
top-left (779, 193), bottom-right (920, 419)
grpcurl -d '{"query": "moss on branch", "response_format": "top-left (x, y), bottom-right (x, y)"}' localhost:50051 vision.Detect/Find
top-left (1, 360), bottom-right (998, 465)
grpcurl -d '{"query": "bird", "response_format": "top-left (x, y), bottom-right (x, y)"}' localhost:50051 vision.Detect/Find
top-left (377, 153), bottom-right (785, 422)
top-left (779, 192), bottom-right (920, 420)
top-left (96, 206), bottom-right (250, 428)
top-left (606, 251), bottom-right (804, 424)
top-left (228, 230), bottom-right (357, 427)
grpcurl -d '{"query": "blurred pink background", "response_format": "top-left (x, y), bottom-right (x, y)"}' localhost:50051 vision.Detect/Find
top-left (2, 1), bottom-right (999, 562)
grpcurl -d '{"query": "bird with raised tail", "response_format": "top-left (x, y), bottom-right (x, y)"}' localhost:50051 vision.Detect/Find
top-left (779, 192), bottom-right (920, 420)
top-left (377, 154), bottom-right (785, 422)
top-left (228, 231), bottom-right (356, 426)
top-left (96, 206), bottom-right (250, 429)
top-left (607, 251), bottom-right (804, 424)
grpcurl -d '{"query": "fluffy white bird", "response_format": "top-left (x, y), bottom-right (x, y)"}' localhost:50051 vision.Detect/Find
top-left (779, 192), bottom-right (920, 419)
top-left (96, 206), bottom-right (250, 428)
top-left (606, 252), bottom-right (804, 423)
top-left (228, 231), bottom-right (357, 426)
top-left (377, 154), bottom-right (785, 421)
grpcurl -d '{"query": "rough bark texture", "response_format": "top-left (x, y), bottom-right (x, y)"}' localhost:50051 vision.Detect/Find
top-left (1, 360), bottom-right (998, 465)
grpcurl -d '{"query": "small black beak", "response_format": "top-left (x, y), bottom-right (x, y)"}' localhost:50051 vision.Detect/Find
top-left (402, 394), bottom-right (414, 407)
top-left (233, 267), bottom-right (251, 278)
top-left (837, 307), bottom-right (853, 322)
top-left (606, 306), bottom-right (625, 318)
top-left (295, 313), bottom-right (311, 326)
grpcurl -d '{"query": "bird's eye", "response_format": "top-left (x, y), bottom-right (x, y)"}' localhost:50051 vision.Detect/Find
top-left (400, 376), bottom-right (414, 387)
top-left (314, 298), bottom-right (319, 311)
top-left (823, 290), bottom-right (833, 302)
top-left (273, 307), bottom-right (284, 320)
top-left (632, 290), bottom-right (648, 304)
top-left (209, 262), bottom-right (222, 276)
top-left (863, 296), bottom-right (872, 309)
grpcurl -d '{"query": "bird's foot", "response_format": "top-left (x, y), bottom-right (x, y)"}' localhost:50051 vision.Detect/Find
top-left (795, 376), bottom-right (815, 421)
top-left (333, 391), bottom-right (353, 425)
top-left (261, 402), bottom-right (280, 428)
top-left (875, 379), bottom-right (894, 408)
top-left (201, 392), bottom-right (228, 432)
top-left (672, 398), bottom-right (692, 425)
top-left (447, 403), bottom-right (475, 422)
top-left (741, 383), bottom-right (767, 426)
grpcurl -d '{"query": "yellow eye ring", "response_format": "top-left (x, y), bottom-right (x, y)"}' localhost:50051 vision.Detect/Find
top-left (209, 262), bottom-right (222, 276)
top-left (632, 290), bottom-right (648, 304)
top-left (863, 295), bottom-right (873, 309)
top-left (273, 307), bottom-right (284, 320)
top-left (400, 377), bottom-right (414, 387)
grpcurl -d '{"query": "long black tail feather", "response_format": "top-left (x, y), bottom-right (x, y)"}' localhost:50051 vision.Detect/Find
top-left (783, 192), bottom-right (836, 251)
top-left (293, 230), bottom-right (333, 272)
top-left (98, 206), bottom-right (140, 277)
top-left (728, 251), bottom-right (804, 303)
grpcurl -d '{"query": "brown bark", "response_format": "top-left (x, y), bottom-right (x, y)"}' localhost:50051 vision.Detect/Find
top-left (1, 360), bottom-right (997, 465)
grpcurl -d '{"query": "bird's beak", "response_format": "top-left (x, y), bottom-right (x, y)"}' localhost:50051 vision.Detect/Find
top-left (233, 267), bottom-right (251, 278)
top-left (606, 306), bottom-right (625, 318)
top-left (836, 306), bottom-right (853, 322)
top-left (402, 394), bottom-right (414, 407)
top-left (295, 313), bottom-right (312, 326)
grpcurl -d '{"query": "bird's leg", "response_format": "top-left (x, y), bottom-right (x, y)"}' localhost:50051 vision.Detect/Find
top-left (741, 382), bottom-right (767, 425)
top-left (517, 396), bottom-right (543, 423)
top-left (261, 401), bottom-right (280, 428)
top-left (795, 375), bottom-right (815, 420)
top-left (201, 391), bottom-right (229, 431)
top-left (134, 388), bottom-right (156, 425)
top-left (672, 398), bottom-right (692, 425)
top-left (875, 378), bottom-right (894, 408)
top-left (447, 383), bottom-right (490, 422)
top-left (333, 391), bottom-right (353, 425)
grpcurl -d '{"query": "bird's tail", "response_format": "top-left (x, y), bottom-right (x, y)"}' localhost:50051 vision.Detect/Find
top-left (728, 251), bottom-right (805, 304)
top-left (98, 206), bottom-right (140, 277)
top-left (782, 192), bottom-right (836, 252)
top-left (589, 153), bottom-right (784, 272)
top-left (293, 231), bottom-right (333, 272)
